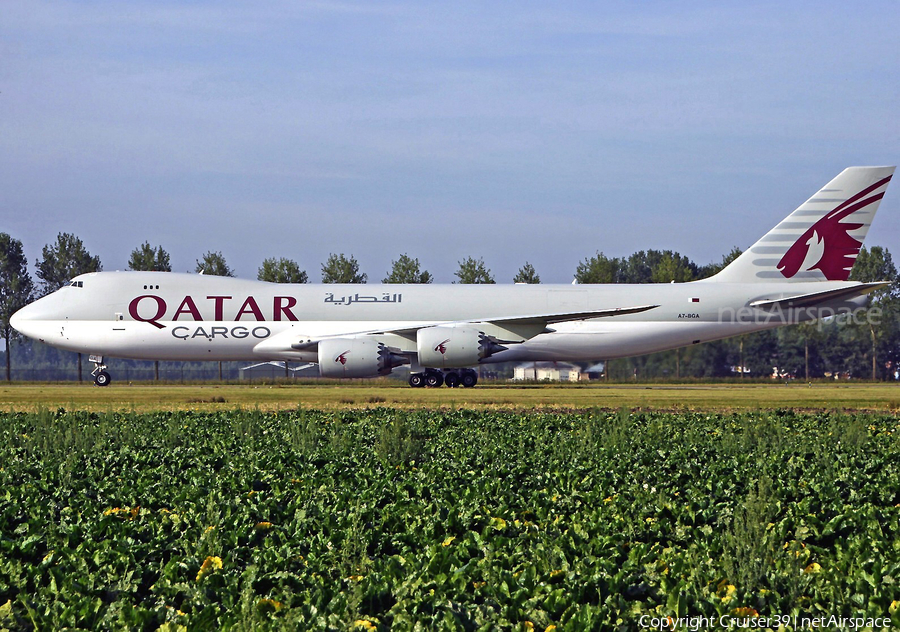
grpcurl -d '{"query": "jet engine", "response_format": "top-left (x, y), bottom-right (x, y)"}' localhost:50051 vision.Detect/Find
top-left (416, 325), bottom-right (507, 368)
top-left (318, 337), bottom-right (409, 378)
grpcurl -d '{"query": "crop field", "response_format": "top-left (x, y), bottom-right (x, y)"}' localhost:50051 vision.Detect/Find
top-left (2, 406), bottom-right (899, 630)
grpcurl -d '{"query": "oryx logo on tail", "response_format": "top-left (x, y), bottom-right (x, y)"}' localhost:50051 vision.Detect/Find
top-left (777, 175), bottom-right (892, 280)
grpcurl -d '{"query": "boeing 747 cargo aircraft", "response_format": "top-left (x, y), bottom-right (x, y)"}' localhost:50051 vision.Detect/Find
top-left (10, 167), bottom-right (894, 387)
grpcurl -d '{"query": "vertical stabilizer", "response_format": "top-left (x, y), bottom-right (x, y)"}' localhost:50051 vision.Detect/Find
top-left (709, 166), bottom-right (894, 283)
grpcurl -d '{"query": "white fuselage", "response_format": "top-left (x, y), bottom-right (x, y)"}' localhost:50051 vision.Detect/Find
top-left (11, 271), bottom-right (868, 366)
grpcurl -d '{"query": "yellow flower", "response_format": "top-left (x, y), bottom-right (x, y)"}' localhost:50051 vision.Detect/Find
top-left (549, 569), bottom-right (564, 578)
top-left (204, 526), bottom-right (216, 535)
top-left (804, 562), bottom-right (822, 574)
top-left (347, 575), bottom-right (364, 582)
top-left (196, 556), bottom-right (223, 581)
top-left (545, 626), bottom-right (557, 632)
top-left (490, 517), bottom-right (507, 530)
top-left (716, 582), bottom-right (737, 603)
top-left (352, 621), bottom-right (376, 630)
top-left (731, 607), bottom-right (758, 617)
top-left (889, 600), bottom-right (900, 614)
top-left (257, 598), bottom-right (283, 611)
top-left (255, 521), bottom-right (273, 531)
top-left (473, 581), bottom-right (486, 589)
top-left (442, 536), bottom-right (456, 547)
top-left (103, 506), bottom-right (140, 520)
top-left (523, 622), bottom-right (534, 630)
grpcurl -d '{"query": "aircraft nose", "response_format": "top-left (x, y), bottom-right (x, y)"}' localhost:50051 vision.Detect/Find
top-left (10, 306), bottom-right (27, 333)
top-left (9, 301), bottom-right (45, 341)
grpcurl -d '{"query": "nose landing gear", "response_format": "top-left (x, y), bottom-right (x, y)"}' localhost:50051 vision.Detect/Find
top-left (89, 354), bottom-right (111, 387)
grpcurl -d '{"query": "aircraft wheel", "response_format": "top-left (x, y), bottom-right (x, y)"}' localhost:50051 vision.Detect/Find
top-left (425, 370), bottom-right (444, 388)
top-left (461, 370), bottom-right (477, 388)
top-left (408, 373), bottom-right (426, 388)
top-left (444, 372), bottom-right (460, 388)
top-left (94, 371), bottom-right (112, 387)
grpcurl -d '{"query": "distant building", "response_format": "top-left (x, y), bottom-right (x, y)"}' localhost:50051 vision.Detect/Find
top-left (512, 361), bottom-right (586, 382)
top-left (583, 362), bottom-right (606, 380)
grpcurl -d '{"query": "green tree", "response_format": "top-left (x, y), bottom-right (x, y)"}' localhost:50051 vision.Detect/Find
top-left (258, 257), bottom-right (308, 283)
top-left (35, 233), bottom-right (102, 296)
top-left (195, 251), bottom-right (235, 277)
top-left (778, 324), bottom-right (824, 380)
top-left (616, 250), bottom-right (697, 284)
top-left (575, 252), bottom-right (620, 283)
top-left (513, 262), bottom-right (541, 284)
top-left (848, 246), bottom-right (899, 379)
top-left (321, 253), bottom-right (366, 283)
top-left (697, 246), bottom-right (743, 279)
top-left (850, 246), bottom-right (898, 295)
top-left (649, 251), bottom-right (696, 283)
top-left (128, 242), bottom-right (172, 272)
top-left (454, 257), bottom-right (495, 284)
top-left (0, 234), bottom-right (34, 381)
top-left (382, 254), bottom-right (432, 284)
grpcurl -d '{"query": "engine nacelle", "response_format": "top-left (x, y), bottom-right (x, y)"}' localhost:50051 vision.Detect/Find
top-left (416, 325), bottom-right (507, 368)
top-left (318, 337), bottom-right (408, 378)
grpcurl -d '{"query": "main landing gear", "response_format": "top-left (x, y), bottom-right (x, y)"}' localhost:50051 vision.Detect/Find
top-left (89, 354), bottom-right (112, 387)
top-left (407, 368), bottom-right (478, 388)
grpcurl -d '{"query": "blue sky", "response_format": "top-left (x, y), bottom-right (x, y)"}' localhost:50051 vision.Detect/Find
top-left (2, 1), bottom-right (898, 283)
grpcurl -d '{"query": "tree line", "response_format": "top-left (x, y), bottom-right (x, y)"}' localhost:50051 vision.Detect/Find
top-left (1, 232), bottom-right (898, 381)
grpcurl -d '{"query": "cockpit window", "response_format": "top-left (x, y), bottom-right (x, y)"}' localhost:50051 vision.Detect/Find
top-left (68, 280), bottom-right (84, 288)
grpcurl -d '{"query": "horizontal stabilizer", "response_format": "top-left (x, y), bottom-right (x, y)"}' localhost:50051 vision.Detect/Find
top-left (749, 282), bottom-right (889, 310)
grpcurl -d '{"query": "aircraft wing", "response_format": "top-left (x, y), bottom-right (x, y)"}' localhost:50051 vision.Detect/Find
top-left (748, 282), bottom-right (890, 310)
top-left (382, 303), bottom-right (661, 337)
top-left (289, 304), bottom-right (660, 351)
top-left (488, 304), bottom-right (660, 326)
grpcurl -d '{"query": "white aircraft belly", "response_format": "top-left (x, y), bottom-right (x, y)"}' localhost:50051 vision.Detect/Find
top-left (40, 317), bottom-right (779, 364)
top-left (489, 321), bottom-right (767, 362)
